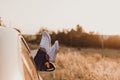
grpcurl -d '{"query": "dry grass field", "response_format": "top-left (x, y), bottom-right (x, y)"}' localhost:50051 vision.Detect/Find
top-left (32, 46), bottom-right (120, 80)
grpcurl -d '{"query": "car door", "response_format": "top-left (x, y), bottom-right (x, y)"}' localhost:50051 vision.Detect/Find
top-left (19, 36), bottom-right (42, 80)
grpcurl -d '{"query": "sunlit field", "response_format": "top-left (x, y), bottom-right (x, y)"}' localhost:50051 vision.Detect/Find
top-left (31, 46), bottom-right (120, 80)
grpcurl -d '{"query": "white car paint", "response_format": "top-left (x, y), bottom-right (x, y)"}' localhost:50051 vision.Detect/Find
top-left (0, 27), bottom-right (42, 80)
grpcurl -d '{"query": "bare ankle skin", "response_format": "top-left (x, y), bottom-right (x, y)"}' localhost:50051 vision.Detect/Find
top-left (39, 47), bottom-right (46, 52)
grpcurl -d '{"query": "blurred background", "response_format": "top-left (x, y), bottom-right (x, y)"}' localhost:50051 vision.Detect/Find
top-left (1, 0), bottom-right (120, 80)
top-left (24, 25), bottom-right (120, 80)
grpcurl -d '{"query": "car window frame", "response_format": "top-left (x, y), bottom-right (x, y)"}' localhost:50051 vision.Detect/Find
top-left (20, 36), bottom-right (41, 80)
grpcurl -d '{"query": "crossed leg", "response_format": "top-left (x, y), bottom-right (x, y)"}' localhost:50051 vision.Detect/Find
top-left (47, 40), bottom-right (59, 62)
top-left (40, 31), bottom-right (59, 62)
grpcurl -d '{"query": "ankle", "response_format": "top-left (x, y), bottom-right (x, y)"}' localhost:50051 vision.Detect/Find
top-left (39, 47), bottom-right (46, 52)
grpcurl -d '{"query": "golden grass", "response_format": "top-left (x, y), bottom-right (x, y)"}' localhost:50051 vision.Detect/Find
top-left (38, 46), bottom-right (120, 80)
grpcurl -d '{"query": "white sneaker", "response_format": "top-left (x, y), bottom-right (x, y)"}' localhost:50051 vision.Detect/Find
top-left (48, 40), bottom-right (59, 62)
top-left (40, 31), bottom-right (51, 53)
